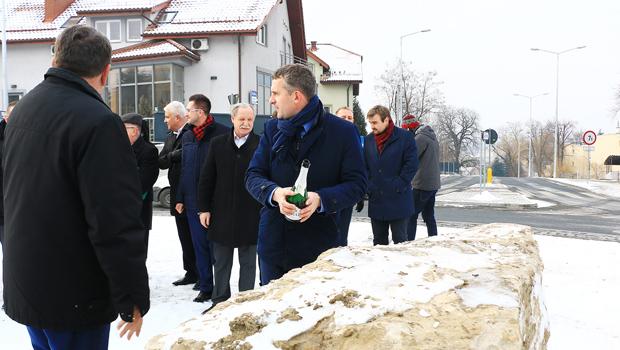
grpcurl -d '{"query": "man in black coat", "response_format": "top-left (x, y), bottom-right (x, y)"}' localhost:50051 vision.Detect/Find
top-left (2, 26), bottom-right (148, 348)
top-left (198, 103), bottom-right (261, 310)
top-left (159, 101), bottom-right (197, 286)
top-left (175, 94), bottom-right (229, 303)
top-left (121, 113), bottom-right (159, 252)
top-left (0, 100), bottom-right (16, 249)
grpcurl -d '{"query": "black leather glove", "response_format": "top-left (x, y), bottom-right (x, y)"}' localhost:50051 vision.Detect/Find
top-left (355, 200), bottom-right (365, 212)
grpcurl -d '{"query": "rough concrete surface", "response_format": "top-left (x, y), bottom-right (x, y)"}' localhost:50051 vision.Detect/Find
top-left (146, 224), bottom-right (549, 350)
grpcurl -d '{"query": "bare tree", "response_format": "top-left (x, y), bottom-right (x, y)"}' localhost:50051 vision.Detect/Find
top-left (493, 122), bottom-right (526, 177)
top-left (557, 120), bottom-right (576, 169)
top-left (433, 106), bottom-right (480, 172)
top-left (375, 60), bottom-right (406, 116)
top-left (409, 71), bottom-right (444, 123)
top-left (375, 60), bottom-right (443, 122)
top-left (530, 120), bottom-right (555, 176)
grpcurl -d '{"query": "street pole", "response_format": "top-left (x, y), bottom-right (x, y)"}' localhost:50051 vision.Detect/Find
top-left (517, 135), bottom-right (520, 178)
top-left (398, 29), bottom-right (430, 126)
top-left (553, 53), bottom-right (559, 178)
top-left (513, 92), bottom-right (549, 177)
top-left (531, 46), bottom-right (586, 178)
top-left (488, 137), bottom-right (491, 181)
top-left (528, 99), bottom-right (532, 177)
top-left (587, 147), bottom-right (591, 182)
top-left (479, 131), bottom-right (483, 192)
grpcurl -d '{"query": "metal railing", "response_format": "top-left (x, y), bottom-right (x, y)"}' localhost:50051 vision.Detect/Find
top-left (279, 51), bottom-right (313, 71)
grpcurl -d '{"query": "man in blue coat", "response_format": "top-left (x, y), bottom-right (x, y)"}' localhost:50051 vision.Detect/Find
top-left (175, 94), bottom-right (228, 302)
top-left (364, 105), bottom-right (418, 245)
top-left (245, 64), bottom-right (367, 285)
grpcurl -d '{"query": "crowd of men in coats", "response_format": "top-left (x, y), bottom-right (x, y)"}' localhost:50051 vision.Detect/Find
top-left (0, 25), bottom-right (440, 349)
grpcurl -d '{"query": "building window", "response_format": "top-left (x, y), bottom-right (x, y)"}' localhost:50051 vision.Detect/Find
top-left (157, 11), bottom-right (177, 24)
top-left (127, 19), bottom-right (143, 42)
top-left (105, 64), bottom-right (184, 141)
top-left (256, 70), bottom-right (272, 116)
top-left (8, 92), bottom-right (23, 103)
top-left (256, 25), bottom-right (267, 46)
top-left (280, 37), bottom-right (293, 66)
top-left (95, 20), bottom-right (121, 42)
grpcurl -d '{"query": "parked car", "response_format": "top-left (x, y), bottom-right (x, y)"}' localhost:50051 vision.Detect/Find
top-left (153, 169), bottom-right (171, 208)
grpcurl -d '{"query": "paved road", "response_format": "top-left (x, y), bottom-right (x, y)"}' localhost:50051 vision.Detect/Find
top-left (353, 176), bottom-right (620, 240)
top-left (155, 175), bottom-right (619, 240)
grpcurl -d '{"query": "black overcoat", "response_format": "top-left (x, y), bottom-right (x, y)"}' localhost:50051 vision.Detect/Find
top-left (2, 68), bottom-right (149, 330)
top-left (158, 124), bottom-right (191, 215)
top-left (132, 136), bottom-right (159, 229)
top-left (198, 131), bottom-right (261, 247)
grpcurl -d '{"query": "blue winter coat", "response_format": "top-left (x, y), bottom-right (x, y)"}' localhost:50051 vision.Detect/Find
top-left (176, 121), bottom-right (229, 210)
top-left (364, 126), bottom-right (419, 221)
top-left (245, 111), bottom-right (367, 270)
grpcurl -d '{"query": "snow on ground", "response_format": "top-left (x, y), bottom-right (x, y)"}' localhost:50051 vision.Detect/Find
top-left (531, 199), bottom-right (555, 208)
top-left (470, 190), bottom-right (499, 202)
top-left (1, 216), bottom-right (619, 349)
top-left (549, 178), bottom-right (620, 198)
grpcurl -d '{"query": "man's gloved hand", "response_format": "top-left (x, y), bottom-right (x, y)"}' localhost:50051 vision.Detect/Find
top-left (355, 200), bottom-right (364, 212)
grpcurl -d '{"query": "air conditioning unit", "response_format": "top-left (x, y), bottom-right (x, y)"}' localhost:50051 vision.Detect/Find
top-left (190, 38), bottom-right (209, 51)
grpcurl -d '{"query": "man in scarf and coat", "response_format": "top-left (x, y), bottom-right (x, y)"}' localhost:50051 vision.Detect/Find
top-left (245, 64), bottom-right (367, 285)
top-left (364, 106), bottom-right (418, 245)
top-left (175, 94), bottom-right (228, 302)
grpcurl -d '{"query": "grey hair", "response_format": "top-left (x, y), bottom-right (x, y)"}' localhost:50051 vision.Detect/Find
top-left (230, 103), bottom-right (254, 118)
top-left (164, 101), bottom-right (187, 118)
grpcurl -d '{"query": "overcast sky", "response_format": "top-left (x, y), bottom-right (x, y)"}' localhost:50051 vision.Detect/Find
top-left (303, 0), bottom-right (620, 134)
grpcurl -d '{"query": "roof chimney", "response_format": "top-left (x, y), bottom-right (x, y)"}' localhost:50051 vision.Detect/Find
top-left (44, 0), bottom-right (75, 23)
top-left (310, 41), bottom-right (318, 51)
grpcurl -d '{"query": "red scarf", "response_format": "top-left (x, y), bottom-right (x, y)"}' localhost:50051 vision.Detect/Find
top-left (192, 114), bottom-right (214, 141)
top-left (374, 118), bottom-right (395, 154)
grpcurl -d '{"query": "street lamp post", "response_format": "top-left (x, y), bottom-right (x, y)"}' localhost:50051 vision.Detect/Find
top-left (531, 46), bottom-right (586, 178)
top-left (397, 29), bottom-right (430, 126)
top-left (513, 92), bottom-right (549, 177)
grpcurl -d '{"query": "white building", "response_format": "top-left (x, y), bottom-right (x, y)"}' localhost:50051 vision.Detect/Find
top-left (1, 0), bottom-right (308, 136)
top-left (306, 41), bottom-right (363, 113)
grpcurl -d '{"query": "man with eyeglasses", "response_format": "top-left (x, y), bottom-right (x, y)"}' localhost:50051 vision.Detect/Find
top-left (175, 94), bottom-right (228, 303)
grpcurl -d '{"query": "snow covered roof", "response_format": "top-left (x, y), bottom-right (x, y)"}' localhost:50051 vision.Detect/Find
top-left (4, 0), bottom-right (279, 42)
top-left (307, 43), bottom-right (363, 83)
top-left (143, 0), bottom-right (278, 37)
top-left (5, 0), bottom-right (71, 41)
top-left (73, 0), bottom-right (168, 14)
top-left (111, 39), bottom-right (200, 63)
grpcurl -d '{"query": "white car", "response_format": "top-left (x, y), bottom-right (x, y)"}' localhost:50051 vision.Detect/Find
top-left (153, 170), bottom-right (171, 208)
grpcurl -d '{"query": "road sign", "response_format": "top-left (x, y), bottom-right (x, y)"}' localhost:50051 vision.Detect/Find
top-left (249, 90), bottom-right (258, 105)
top-left (582, 130), bottom-right (596, 145)
top-left (582, 145), bottom-right (595, 152)
top-left (482, 128), bottom-right (498, 144)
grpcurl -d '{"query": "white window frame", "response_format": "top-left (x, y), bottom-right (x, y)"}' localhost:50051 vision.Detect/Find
top-left (126, 19), bottom-right (143, 42)
top-left (256, 25), bottom-right (267, 46)
top-left (95, 20), bottom-right (121, 43)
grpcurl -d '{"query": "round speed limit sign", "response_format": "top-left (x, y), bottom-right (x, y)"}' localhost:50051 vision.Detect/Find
top-left (582, 130), bottom-right (597, 145)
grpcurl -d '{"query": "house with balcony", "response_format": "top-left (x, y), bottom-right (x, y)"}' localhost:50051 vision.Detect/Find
top-left (1, 0), bottom-right (308, 137)
top-left (306, 41), bottom-right (362, 113)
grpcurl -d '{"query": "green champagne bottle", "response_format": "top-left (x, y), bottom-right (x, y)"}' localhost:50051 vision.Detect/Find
top-left (285, 159), bottom-right (310, 222)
